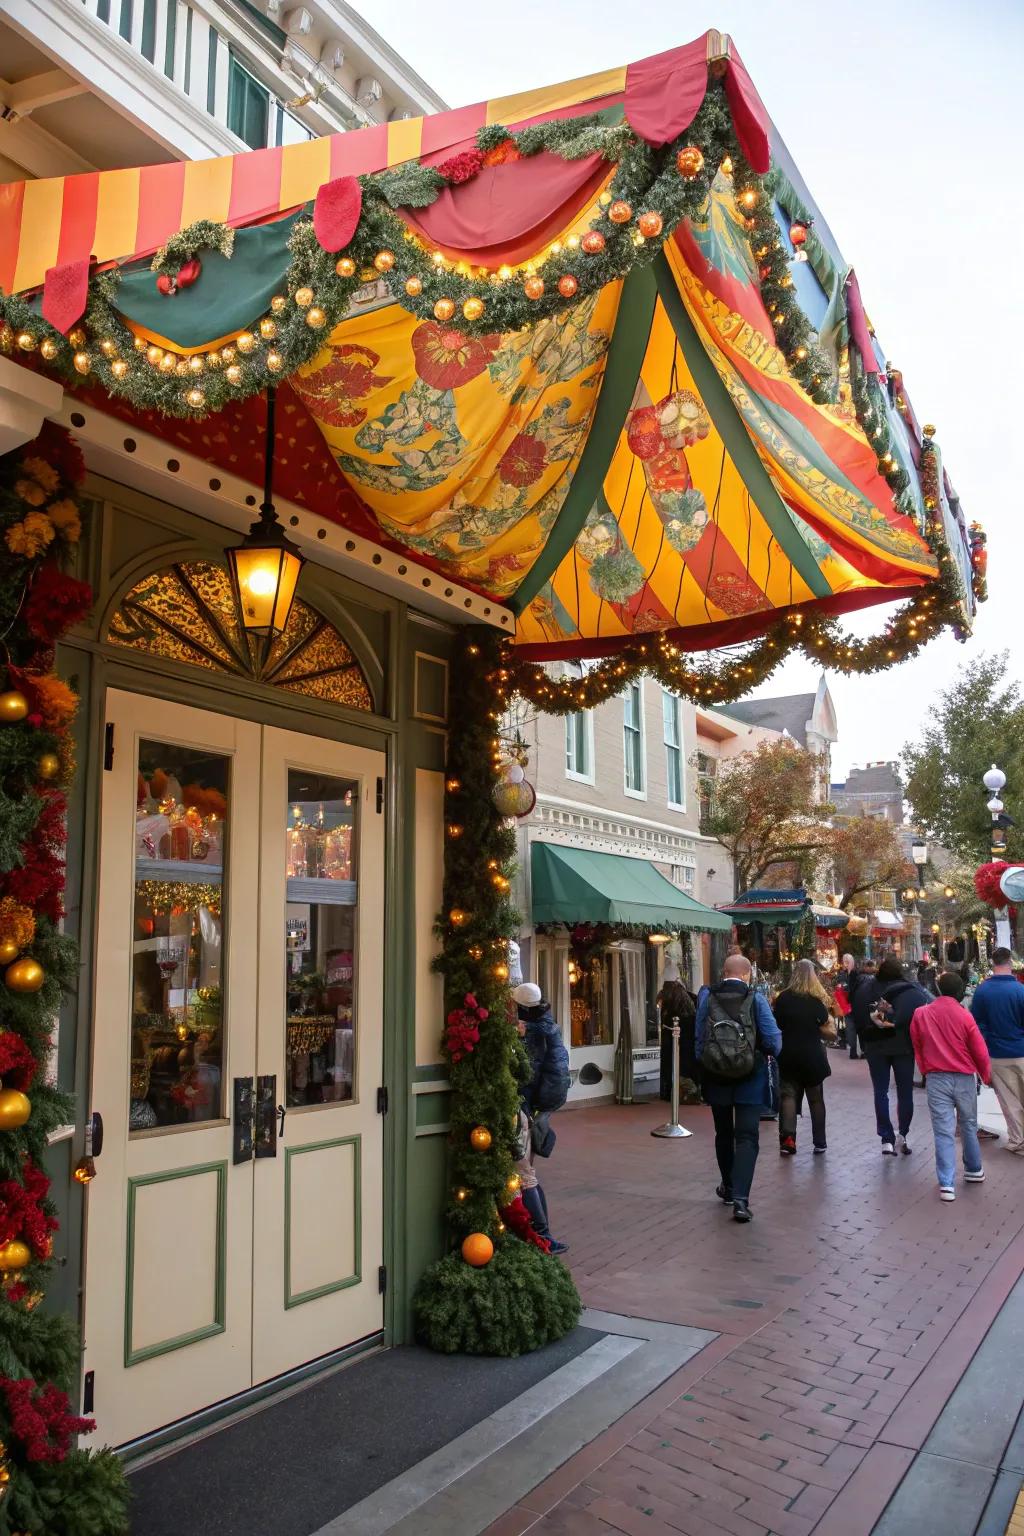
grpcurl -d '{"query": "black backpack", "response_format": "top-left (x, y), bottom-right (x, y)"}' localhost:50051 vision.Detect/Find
top-left (702, 985), bottom-right (758, 1080)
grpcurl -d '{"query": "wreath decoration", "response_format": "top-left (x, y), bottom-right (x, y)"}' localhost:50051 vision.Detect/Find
top-left (150, 220), bottom-right (235, 296)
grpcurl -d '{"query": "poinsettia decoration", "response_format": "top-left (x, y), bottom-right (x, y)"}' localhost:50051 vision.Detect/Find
top-left (411, 323), bottom-right (501, 390)
top-left (1, 1377), bottom-right (94, 1464)
top-left (444, 992), bottom-right (489, 1063)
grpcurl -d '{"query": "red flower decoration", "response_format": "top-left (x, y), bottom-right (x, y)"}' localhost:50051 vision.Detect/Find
top-left (411, 323), bottom-right (501, 390)
top-left (1, 1377), bottom-right (93, 1463)
top-left (288, 344), bottom-right (393, 429)
top-left (483, 139), bottom-right (521, 167)
top-left (0, 1032), bottom-right (38, 1093)
top-left (498, 433), bottom-right (548, 488)
top-left (437, 150), bottom-right (484, 185)
top-left (975, 862), bottom-right (1011, 908)
top-left (23, 563), bottom-right (92, 643)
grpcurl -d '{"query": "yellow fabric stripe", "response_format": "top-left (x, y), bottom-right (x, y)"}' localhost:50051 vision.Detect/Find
top-left (486, 64), bottom-right (626, 125)
top-left (387, 116), bottom-right (423, 168)
top-left (179, 154), bottom-right (233, 230)
top-left (12, 177), bottom-right (67, 293)
top-left (279, 135), bottom-right (332, 211)
top-left (92, 167), bottom-right (142, 269)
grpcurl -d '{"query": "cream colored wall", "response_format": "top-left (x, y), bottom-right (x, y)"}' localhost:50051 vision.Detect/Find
top-left (414, 768), bottom-right (445, 1066)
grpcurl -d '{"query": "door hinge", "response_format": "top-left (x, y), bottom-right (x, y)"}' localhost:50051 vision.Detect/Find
top-left (376, 776), bottom-right (385, 813)
top-left (103, 722), bottom-right (115, 771)
top-left (83, 1370), bottom-right (95, 1415)
top-left (376, 1086), bottom-right (388, 1115)
top-left (378, 1264), bottom-right (387, 1294)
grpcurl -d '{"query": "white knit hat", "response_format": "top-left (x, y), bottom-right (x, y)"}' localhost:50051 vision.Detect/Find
top-left (511, 982), bottom-right (542, 1006)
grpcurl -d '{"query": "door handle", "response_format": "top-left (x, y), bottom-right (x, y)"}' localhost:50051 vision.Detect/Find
top-left (255, 1075), bottom-right (278, 1157)
top-left (232, 1078), bottom-right (255, 1164)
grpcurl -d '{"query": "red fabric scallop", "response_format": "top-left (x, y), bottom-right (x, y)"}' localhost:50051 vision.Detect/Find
top-left (41, 258), bottom-right (91, 333)
top-left (313, 176), bottom-right (363, 253)
top-left (624, 36), bottom-right (709, 148)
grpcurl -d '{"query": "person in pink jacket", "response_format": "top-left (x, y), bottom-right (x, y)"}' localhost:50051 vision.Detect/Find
top-left (910, 972), bottom-right (991, 1202)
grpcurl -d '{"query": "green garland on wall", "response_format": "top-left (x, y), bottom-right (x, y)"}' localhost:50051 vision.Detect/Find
top-left (412, 628), bottom-right (581, 1355)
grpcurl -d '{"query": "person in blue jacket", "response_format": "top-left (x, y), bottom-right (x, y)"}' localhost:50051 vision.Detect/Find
top-left (971, 947), bottom-right (1024, 1153)
top-left (695, 953), bottom-right (782, 1223)
top-left (512, 982), bottom-right (571, 1252)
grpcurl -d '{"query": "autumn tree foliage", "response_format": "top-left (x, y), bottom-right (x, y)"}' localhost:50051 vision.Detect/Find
top-left (703, 739), bottom-right (832, 898)
top-left (829, 815), bottom-right (915, 909)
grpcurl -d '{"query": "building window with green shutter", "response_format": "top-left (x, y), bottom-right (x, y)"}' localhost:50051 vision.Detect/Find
top-left (228, 57), bottom-right (270, 149)
top-left (663, 691), bottom-right (684, 809)
top-left (565, 712), bottom-right (593, 784)
top-left (623, 682), bottom-right (645, 797)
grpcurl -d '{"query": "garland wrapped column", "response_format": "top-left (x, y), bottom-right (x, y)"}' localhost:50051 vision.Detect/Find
top-left (0, 426), bottom-right (129, 1535)
top-left (413, 629), bottom-right (581, 1356)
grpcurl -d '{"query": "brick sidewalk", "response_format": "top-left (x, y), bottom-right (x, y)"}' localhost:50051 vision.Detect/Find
top-left (487, 1055), bottom-right (1024, 1536)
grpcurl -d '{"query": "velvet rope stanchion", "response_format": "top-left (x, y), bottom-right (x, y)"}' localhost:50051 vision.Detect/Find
top-left (0, 426), bottom-right (129, 1536)
top-left (412, 629), bottom-right (581, 1356)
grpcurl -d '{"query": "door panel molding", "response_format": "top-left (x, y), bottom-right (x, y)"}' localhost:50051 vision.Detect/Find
top-left (284, 1136), bottom-right (362, 1309)
top-left (124, 1161), bottom-right (228, 1366)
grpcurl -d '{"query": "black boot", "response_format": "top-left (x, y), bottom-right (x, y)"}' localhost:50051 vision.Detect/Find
top-left (732, 1199), bottom-right (752, 1223)
top-left (715, 1182), bottom-right (733, 1203)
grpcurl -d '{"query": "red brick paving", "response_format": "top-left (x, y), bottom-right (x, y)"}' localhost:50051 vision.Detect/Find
top-left (485, 1054), bottom-right (1024, 1536)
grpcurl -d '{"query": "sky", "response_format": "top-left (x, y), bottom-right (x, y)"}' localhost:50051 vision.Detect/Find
top-left (357, 0), bottom-right (1023, 780)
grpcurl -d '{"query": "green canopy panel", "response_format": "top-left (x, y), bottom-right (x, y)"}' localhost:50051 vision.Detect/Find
top-left (530, 841), bottom-right (731, 931)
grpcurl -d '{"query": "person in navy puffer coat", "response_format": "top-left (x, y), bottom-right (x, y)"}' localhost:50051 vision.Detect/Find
top-left (512, 982), bottom-right (570, 1254)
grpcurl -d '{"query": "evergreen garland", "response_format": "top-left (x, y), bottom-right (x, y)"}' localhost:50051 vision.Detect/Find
top-left (414, 1240), bottom-right (581, 1357)
top-left (0, 427), bottom-right (129, 1535)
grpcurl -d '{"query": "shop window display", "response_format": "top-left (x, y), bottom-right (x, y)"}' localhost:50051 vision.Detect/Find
top-left (568, 945), bottom-right (613, 1047)
top-left (131, 741), bottom-right (228, 1132)
top-left (285, 770), bottom-right (358, 1108)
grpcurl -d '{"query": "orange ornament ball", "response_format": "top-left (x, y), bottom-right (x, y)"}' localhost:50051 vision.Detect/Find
top-left (638, 211), bottom-right (664, 238)
top-left (374, 249), bottom-right (396, 272)
top-left (470, 1125), bottom-right (492, 1151)
top-left (581, 230), bottom-right (606, 255)
top-left (462, 1232), bottom-right (494, 1267)
top-left (523, 276), bottom-right (545, 301)
top-left (557, 274), bottom-right (578, 298)
top-left (608, 199), bottom-right (632, 225)
top-left (433, 298), bottom-right (456, 321)
top-left (676, 145), bottom-right (705, 180)
top-left (405, 276), bottom-right (423, 297)
top-left (462, 297), bottom-right (485, 321)
top-left (336, 257), bottom-right (357, 278)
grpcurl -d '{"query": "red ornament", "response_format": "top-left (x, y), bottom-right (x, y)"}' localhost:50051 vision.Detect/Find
top-left (523, 276), bottom-right (545, 300)
top-left (156, 273), bottom-right (176, 296)
top-left (608, 199), bottom-right (632, 225)
top-left (638, 211), bottom-right (663, 238)
top-left (676, 146), bottom-right (705, 179)
top-left (789, 220), bottom-right (809, 249)
top-left (176, 257), bottom-right (201, 289)
top-left (581, 230), bottom-right (606, 255)
top-left (557, 274), bottom-right (578, 298)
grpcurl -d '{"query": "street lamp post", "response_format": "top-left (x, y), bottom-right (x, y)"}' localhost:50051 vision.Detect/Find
top-left (983, 765), bottom-right (1012, 951)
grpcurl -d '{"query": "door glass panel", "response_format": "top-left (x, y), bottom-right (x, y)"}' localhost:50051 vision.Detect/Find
top-left (132, 741), bottom-right (229, 1132)
top-left (568, 943), bottom-right (612, 1046)
top-left (285, 770), bottom-right (358, 1108)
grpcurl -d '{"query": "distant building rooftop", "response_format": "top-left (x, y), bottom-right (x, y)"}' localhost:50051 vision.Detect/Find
top-left (833, 762), bottom-right (903, 796)
top-left (718, 693), bottom-right (818, 747)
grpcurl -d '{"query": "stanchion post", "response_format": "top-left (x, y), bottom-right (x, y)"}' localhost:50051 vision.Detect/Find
top-left (651, 1016), bottom-right (692, 1139)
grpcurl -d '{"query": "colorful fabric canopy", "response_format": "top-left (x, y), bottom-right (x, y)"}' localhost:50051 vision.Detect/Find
top-left (0, 30), bottom-right (979, 663)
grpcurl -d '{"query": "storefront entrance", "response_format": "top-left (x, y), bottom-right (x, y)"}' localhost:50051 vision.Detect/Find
top-left (82, 690), bottom-right (385, 1446)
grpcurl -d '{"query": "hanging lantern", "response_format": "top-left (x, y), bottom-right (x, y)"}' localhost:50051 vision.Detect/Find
top-left (226, 388), bottom-right (304, 646)
top-left (492, 778), bottom-right (536, 818)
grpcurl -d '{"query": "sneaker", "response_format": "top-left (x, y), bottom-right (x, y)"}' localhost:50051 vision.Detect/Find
top-left (732, 1199), bottom-right (752, 1223)
top-left (939, 1187), bottom-right (956, 1202)
top-left (881, 1142), bottom-right (897, 1155)
top-left (964, 1170), bottom-right (985, 1183)
top-left (813, 1144), bottom-right (827, 1155)
top-left (779, 1135), bottom-right (796, 1156)
top-left (897, 1135), bottom-right (912, 1155)
top-left (715, 1183), bottom-right (733, 1204)
top-left (547, 1239), bottom-right (570, 1255)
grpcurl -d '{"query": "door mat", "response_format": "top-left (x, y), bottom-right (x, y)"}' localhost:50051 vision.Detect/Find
top-left (128, 1327), bottom-right (603, 1536)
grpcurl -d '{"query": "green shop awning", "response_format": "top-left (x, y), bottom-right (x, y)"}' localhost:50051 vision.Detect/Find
top-left (531, 842), bottom-right (731, 931)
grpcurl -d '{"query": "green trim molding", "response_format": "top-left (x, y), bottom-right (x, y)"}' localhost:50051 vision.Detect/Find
top-left (124, 1160), bottom-right (227, 1368)
top-left (284, 1135), bottom-right (362, 1309)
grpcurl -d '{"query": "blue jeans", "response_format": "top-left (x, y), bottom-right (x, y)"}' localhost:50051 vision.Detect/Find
top-left (925, 1072), bottom-right (982, 1187)
top-left (867, 1053), bottom-right (915, 1140)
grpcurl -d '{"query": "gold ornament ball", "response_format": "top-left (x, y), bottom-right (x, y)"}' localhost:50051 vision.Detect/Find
top-left (676, 145), bottom-right (705, 179)
top-left (174, 359), bottom-right (189, 377)
top-left (336, 257), bottom-right (356, 278)
top-left (111, 359), bottom-right (129, 379)
top-left (159, 352), bottom-right (176, 373)
top-left (236, 331), bottom-right (256, 355)
top-left (266, 349), bottom-right (284, 372)
top-left (271, 294), bottom-right (287, 313)
top-left (0, 940), bottom-right (18, 967)
top-left (0, 691), bottom-right (28, 724)
top-left (40, 337), bottom-right (60, 362)
top-left (404, 276), bottom-right (423, 297)
top-left (100, 337), bottom-right (117, 358)
top-left (524, 275), bottom-right (545, 300)
top-left (557, 274), bottom-right (578, 298)
top-left (374, 249), bottom-right (396, 272)
top-left (0, 1240), bottom-right (30, 1272)
top-left (16, 331), bottom-right (37, 352)
top-left (470, 1126), bottom-right (492, 1151)
top-left (69, 327), bottom-right (86, 347)
top-left (188, 354), bottom-right (205, 373)
top-left (37, 753), bottom-right (60, 781)
top-left (433, 298), bottom-right (456, 321)
top-left (608, 199), bottom-right (633, 224)
top-left (73, 351), bottom-right (90, 375)
top-left (462, 297), bottom-right (485, 321)
top-left (0, 1091), bottom-right (30, 1131)
top-left (638, 210), bottom-right (664, 238)
top-left (259, 317), bottom-right (277, 340)
top-left (4, 958), bottom-right (44, 994)
top-left (221, 345), bottom-right (236, 362)
top-left (226, 364), bottom-right (243, 386)
top-left (186, 387), bottom-right (205, 409)
top-left (461, 1233), bottom-right (494, 1267)
top-left (294, 286), bottom-right (314, 308)
top-left (134, 336), bottom-right (148, 353)
top-left (305, 307), bottom-right (327, 329)
top-left (146, 344), bottom-right (163, 365)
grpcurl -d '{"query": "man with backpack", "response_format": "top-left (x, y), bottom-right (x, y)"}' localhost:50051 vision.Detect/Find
top-left (695, 954), bottom-right (782, 1223)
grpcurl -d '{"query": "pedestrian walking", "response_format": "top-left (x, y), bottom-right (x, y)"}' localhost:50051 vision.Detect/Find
top-left (849, 959), bottom-right (881, 1064)
top-left (862, 956), bottom-right (930, 1155)
top-left (773, 959), bottom-right (835, 1157)
top-left (695, 953), bottom-right (782, 1223)
top-left (910, 971), bottom-right (991, 1202)
top-left (658, 977), bottom-right (699, 1104)
top-left (970, 947), bottom-right (1024, 1154)
top-left (512, 982), bottom-right (570, 1252)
